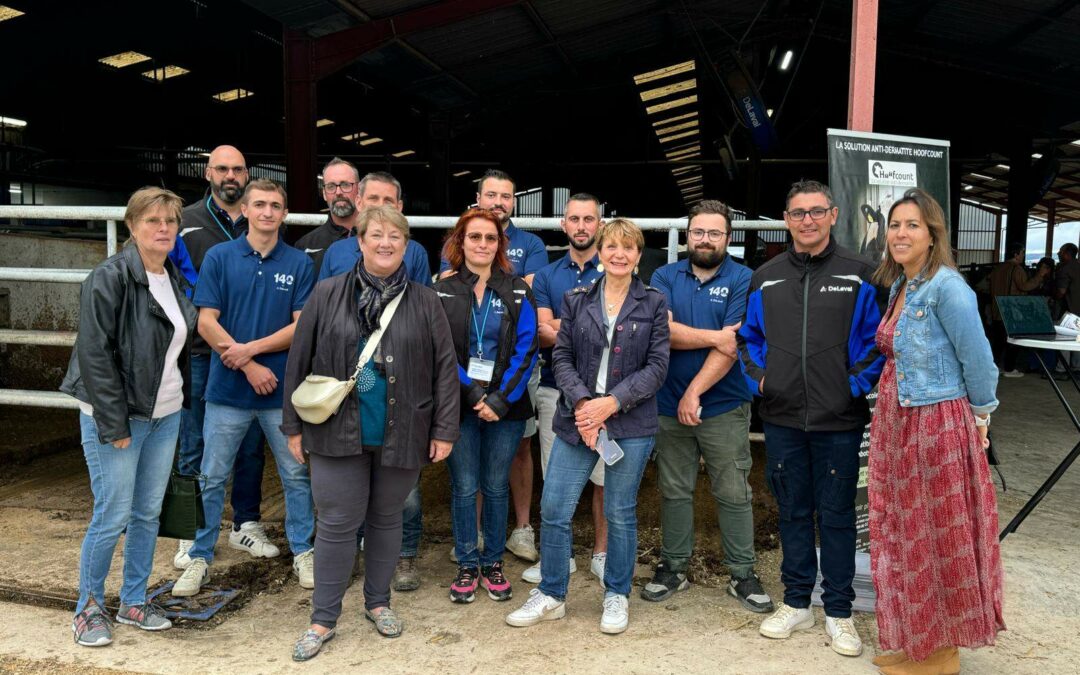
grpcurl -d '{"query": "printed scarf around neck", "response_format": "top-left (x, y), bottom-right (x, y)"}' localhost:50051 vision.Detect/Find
top-left (354, 260), bottom-right (408, 338)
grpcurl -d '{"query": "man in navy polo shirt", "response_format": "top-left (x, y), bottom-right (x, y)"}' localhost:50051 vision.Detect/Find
top-left (519, 192), bottom-right (609, 585)
top-left (441, 169), bottom-right (549, 563)
top-left (318, 171), bottom-right (432, 285)
top-left (642, 200), bottom-right (773, 614)
top-left (173, 179), bottom-right (317, 598)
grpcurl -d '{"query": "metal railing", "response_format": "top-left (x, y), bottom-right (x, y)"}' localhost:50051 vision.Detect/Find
top-left (0, 204), bottom-right (786, 408)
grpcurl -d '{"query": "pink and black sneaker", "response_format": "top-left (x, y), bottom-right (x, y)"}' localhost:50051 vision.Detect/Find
top-left (449, 566), bottom-right (479, 603)
top-left (481, 561), bottom-right (513, 601)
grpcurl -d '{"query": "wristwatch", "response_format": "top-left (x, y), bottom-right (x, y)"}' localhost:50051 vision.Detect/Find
top-left (974, 414), bottom-right (991, 427)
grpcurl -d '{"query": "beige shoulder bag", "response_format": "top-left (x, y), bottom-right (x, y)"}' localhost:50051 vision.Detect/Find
top-left (290, 288), bottom-right (406, 424)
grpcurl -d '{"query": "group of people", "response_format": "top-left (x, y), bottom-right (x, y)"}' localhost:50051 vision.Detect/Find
top-left (61, 143), bottom-right (1005, 673)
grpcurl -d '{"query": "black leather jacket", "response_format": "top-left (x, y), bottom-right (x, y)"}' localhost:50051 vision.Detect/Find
top-left (60, 244), bottom-right (198, 444)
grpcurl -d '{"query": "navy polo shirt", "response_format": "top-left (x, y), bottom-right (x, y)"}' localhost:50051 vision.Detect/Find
top-left (194, 236), bottom-right (314, 409)
top-left (652, 256), bottom-right (753, 419)
top-left (318, 237), bottom-right (432, 287)
top-left (440, 220), bottom-right (547, 278)
top-left (532, 252), bottom-right (603, 388)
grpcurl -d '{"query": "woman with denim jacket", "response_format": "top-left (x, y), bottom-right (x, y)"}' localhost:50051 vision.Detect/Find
top-left (505, 218), bottom-right (670, 635)
top-left (867, 189), bottom-right (1004, 674)
top-left (435, 207), bottom-right (539, 605)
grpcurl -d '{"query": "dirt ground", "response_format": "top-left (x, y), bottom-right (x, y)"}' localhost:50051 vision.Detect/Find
top-left (0, 373), bottom-right (1078, 674)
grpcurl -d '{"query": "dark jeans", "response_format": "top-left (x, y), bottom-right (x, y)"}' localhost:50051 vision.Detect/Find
top-left (309, 450), bottom-right (420, 628)
top-left (762, 423), bottom-right (862, 618)
top-left (989, 320), bottom-right (1019, 372)
top-left (178, 353), bottom-right (265, 525)
top-left (447, 416), bottom-right (527, 568)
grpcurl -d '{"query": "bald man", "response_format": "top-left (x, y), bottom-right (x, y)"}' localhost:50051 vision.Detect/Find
top-left (168, 145), bottom-right (276, 570)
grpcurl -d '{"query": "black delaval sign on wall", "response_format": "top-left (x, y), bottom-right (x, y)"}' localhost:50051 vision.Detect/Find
top-left (827, 129), bottom-right (951, 552)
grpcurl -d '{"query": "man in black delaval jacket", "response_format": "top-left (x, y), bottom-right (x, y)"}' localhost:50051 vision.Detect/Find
top-left (738, 180), bottom-right (884, 659)
top-left (169, 145), bottom-right (276, 569)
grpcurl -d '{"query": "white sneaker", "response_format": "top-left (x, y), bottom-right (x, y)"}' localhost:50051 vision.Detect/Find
top-left (505, 588), bottom-right (565, 627)
top-left (825, 615), bottom-right (863, 656)
top-left (1002, 370), bottom-right (1024, 378)
top-left (600, 594), bottom-right (629, 634)
top-left (591, 552), bottom-right (607, 589)
top-left (293, 550), bottom-right (315, 589)
top-left (521, 558), bottom-right (576, 584)
top-left (449, 532), bottom-right (484, 564)
top-left (229, 521), bottom-right (281, 559)
top-left (505, 525), bottom-right (539, 562)
top-left (759, 603), bottom-right (815, 639)
top-left (172, 558), bottom-right (209, 597)
top-left (173, 539), bottom-right (194, 570)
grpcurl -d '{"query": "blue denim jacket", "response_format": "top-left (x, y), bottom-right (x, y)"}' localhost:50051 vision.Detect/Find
top-left (888, 266), bottom-right (998, 414)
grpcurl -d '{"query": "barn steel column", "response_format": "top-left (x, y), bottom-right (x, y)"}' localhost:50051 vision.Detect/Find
top-left (284, 30), bottom-right (317, 212)
top-left (1045, 199), bottom-right (1057, 257)
top-left (847, 0), bottom-right (879, 131)
top-left (1005, 137), bottom-right (1033, 253)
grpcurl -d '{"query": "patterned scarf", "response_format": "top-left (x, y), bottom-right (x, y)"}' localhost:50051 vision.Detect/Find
top-left (353, 259), bottom-right (408, 338)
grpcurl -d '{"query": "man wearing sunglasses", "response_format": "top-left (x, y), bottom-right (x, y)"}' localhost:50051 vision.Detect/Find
top-left (737, 180), bottom-right (884, 659)
top-left (643, 200), bottom-right (771, 614)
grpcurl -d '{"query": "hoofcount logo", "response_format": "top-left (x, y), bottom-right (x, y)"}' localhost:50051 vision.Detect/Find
top-left (868, 160), bottom-right (917, 187)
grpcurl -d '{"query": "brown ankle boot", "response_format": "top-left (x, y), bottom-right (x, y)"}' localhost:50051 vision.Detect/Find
top-left (879, 647), bottom-right (959, 675)
top-left (872, 651), bottom-right (909, 667)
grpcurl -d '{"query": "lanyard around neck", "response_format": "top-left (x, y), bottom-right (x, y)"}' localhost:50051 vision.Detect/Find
top-left (470, 288), bottom-right (494, 359)
top-left (205, 197), bottom-right (234, 241)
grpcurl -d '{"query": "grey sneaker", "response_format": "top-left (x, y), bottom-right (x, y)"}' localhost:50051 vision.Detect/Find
top-left (505, 525), bottom-right (538, 562)
top-left (640, 560), bottom-right (689, 602)
top-left (728, 572), bottom-right (775, 613)
top-left (72, 601), bottom-right (113, 647)
top-left (116, 603), bottom-right (172, 631)
top-left (392, 556), bottom-right (421, 592)
top-left (293, 627), bottom-right (335, 662)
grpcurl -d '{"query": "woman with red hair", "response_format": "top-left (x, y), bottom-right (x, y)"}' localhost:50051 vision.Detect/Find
top-left (436, 208), bottom-right (540, 604)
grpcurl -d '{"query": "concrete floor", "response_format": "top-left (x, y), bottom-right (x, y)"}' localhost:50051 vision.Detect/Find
top-left (0, 372), bottom-right (1077, 674)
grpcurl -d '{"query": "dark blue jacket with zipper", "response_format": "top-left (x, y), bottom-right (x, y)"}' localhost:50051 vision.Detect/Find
top-left (434, 267), bottom-right (539, 421)
top-left (737, 238), bottom-right (884, 432)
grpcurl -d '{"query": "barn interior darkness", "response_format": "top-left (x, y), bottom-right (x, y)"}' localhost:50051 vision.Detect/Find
top-left (1, 0), bottom-right (1079, 247)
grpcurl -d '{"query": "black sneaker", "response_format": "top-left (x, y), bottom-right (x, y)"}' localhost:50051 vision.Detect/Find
top-left (449, 566), bottom-right (479, 604)
top-left (480, 561), bottom-right (513, 601)
top-left (640, 560), bottom-right (689, 602)
top-left (728, 572), bottom-right (774, 613)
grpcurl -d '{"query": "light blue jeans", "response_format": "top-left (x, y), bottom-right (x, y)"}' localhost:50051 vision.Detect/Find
top-left (190, 404), bottom-right (314, 562)
top-left (76, 411), bottom-right (180, 614)
top-left (538, 435), bottom-right (654, 600)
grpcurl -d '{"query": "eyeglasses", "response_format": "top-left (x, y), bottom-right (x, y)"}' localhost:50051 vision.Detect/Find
top-left (323, 181), bottom-right (357, 193)
top-left (785, 207), bottom-right (831, 221)
top-left (210, 165), bottom-right (247, 176)
top-left (466, 232), bottom-right (500, 244)
top-left (688, 228), bottom-right (729, 242)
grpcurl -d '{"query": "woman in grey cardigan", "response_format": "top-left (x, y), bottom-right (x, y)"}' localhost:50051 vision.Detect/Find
top-left (281, 205), bottom-right (459, 661)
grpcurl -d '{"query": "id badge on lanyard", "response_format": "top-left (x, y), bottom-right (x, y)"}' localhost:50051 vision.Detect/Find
top-left (467, 357), bottom-right (496, 381)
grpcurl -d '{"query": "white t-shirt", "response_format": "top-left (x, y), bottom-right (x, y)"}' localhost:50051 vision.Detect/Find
top-left (79, 271), bottom-right (188, 420)
top-left (594, 311), bottom-right (618, 395)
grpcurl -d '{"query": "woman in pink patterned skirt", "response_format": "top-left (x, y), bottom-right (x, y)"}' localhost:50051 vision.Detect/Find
top-left (868, 188), bottom-right (1005, 674)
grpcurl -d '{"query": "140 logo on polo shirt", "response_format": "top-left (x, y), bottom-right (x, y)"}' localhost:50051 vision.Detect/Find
top-left (507, 247), bottom-right (525, 260)
top-left (273, 273), bottom-right (295, 291)
top-left (708, 286), bottom-right (730, 302)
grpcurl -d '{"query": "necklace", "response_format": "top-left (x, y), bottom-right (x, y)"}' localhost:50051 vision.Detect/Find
top-left (604, 287), bottom-right (628, 312)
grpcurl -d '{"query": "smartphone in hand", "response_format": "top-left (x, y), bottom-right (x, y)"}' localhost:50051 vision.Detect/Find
top-left (596, 429), bottom-right (625, 466)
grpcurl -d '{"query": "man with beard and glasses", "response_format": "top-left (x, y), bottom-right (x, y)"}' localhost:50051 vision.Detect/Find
top-left (168, 145), bottom-right (276, 570)
top-left (294, 158), bottom-right (362, 278)
top-left (439, 169), bottom-right (548, 564)
top-left (318, 171), bottom-right (431, 286)
top-left (520, 193), bottom-right (608, 586)
top-left (642, 200), bottom-right (772, 614)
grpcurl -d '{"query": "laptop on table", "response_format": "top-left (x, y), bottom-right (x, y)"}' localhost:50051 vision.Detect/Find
top-left (996, 295), bottom-right (1074, 341)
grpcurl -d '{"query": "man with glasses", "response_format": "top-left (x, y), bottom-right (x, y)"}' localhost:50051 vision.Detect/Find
top-left (169, 145), bottom-right (276, 570)
top-left (737, 180), bottom-right (883, 658)
top-left (317, 171), bottom-right (432, 286)
top-left (643, 200), bottom-right (772, 614)
top-left (294, 157), bottom-right (363, 277)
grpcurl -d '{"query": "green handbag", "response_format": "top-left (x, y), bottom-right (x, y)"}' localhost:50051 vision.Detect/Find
top-left (158, 470), bottom-right (205, 540)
